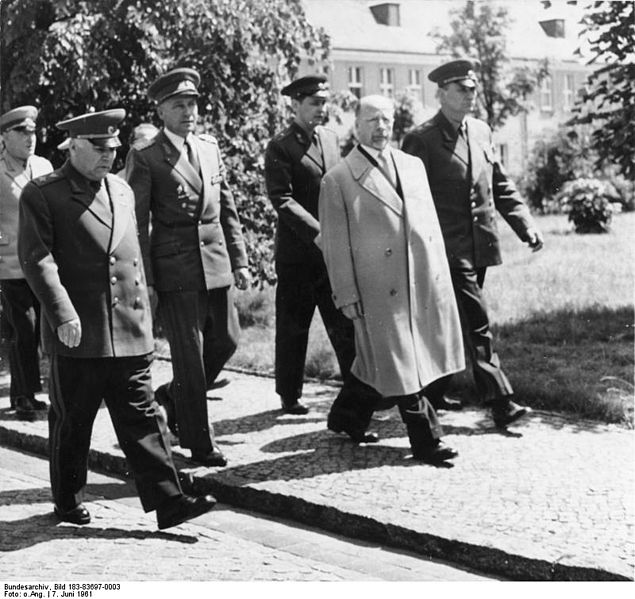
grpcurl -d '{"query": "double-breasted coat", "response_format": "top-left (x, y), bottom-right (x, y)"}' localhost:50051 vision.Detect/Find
top-left (1, 150), bottom-right (53, 279)
top-left (319, 146), bottom-right (465, 397)
top-left (18, 162), bottom-right (153, 358)
top-left (401, 111), bottom-right (536, 269)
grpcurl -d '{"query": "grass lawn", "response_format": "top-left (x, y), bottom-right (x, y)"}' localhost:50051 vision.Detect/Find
top-left (230, 211), bottom-right (634, 425)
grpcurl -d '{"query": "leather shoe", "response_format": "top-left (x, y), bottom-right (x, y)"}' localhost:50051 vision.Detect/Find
top-left (54, 504), bottom-right (91, 525)
top-left (412, 442), bottom-right (458, 464)
top-left (156, 494), bottom-right (217, 530)
top-left (190, 447), bottom-right (228, 467)
top-left (328, 423), bottom-right (380, 444)
top-left (207, 378), bottom-right (230, 391)
top-left (281, 401), bottom-right (309, 415)
top-left (431, 396), bottom-right (463, 411)
top-left (14, 396), bottom-right (39, 420)
top-left (492, 400), bottom-right (531, 428)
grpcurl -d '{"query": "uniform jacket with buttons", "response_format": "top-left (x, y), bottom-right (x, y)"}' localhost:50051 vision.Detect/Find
top-left (319, 146), bottom-right (465, 396)
top-left (125, 130), bottom-right (248, 292)
top-left (401, 111), bottom-right (536, 269)
top-left (17, 162), bottom-right (153, 358)
top-left (264, 122), bottom-right (340, 265)
top-left (0, 148), bottom-right (53, 279)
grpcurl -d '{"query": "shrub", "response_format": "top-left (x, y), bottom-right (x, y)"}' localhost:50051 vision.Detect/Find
top-left (558, 178), bottom-right (620, 233)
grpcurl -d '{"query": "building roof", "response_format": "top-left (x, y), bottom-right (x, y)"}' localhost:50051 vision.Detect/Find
top-left (303, 0), bottom-right (589, 63)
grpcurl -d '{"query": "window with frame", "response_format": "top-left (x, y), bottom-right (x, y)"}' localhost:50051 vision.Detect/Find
top-left (540, 76), bottom-right (553, 111)
top-left (407, 68), bottom-right (422, 100)
top-left (379, 67), bottom-right (394, 97)
top-left (563, 73), bottom-right (575, 111)
top-left (348, 67), bottom-right (363, 98)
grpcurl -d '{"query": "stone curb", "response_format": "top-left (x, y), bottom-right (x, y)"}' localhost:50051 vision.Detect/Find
top-left (0, 421), bottom-right (630, 582)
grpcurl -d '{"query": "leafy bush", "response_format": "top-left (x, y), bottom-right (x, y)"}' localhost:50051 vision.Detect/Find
top-left (558, 178), bottom-right (620, 233)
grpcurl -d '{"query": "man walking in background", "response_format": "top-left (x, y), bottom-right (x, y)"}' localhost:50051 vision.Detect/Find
top-left (319, 95), bottom-right (464, 464)
top-left (126, 68), bottom-right (250, 467)
top-left (18, 108), bottom-right (216, 529)
top-left (0, 106), bottom-right (53, 420)
top-left (402, 59), bottom-right (544, 427)
top-left (265, 75), bottom-right (376, 420)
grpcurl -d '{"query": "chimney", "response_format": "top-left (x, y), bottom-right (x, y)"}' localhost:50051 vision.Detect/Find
top-left (370, 3), bottom-right (401, 27)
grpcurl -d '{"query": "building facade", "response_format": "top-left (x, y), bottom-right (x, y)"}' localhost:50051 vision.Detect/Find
top-left (301, 0), bottom-right (592, 176)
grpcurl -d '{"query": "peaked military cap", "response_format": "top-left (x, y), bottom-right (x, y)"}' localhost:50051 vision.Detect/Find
top-left (56, 108), bottom-right (126, 148)
top-left (0, 105), bottom-right (38, 133)
top-left (428, 59), bottom-right (480, 88)
top-left (281, 75), bottom-right (330, 99)
top-left (147, 68), bottom-right (201, 104)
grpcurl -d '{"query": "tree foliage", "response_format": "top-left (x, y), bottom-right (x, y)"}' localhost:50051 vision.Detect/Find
top-left (0, 0), bottom-right (330, 285)
top-left (568, 0), bottom-right (635, 179)
top-left (434, 0), bottom-right (548, 130)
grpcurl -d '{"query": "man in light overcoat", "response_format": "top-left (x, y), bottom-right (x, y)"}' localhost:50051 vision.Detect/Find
top-left (0, 105), bottom-right (53, 419)
top-left (319, 95), bottom-right (465, 464)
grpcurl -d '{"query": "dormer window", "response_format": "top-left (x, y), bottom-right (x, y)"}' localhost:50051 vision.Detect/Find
top-left (370, 3), bottom-right (400, 27)
top-left (539, 18), bottom-right (565, 38)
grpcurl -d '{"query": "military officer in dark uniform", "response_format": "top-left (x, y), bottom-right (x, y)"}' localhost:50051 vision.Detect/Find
top-left (264, 75), bottom-right (374, 427)
top-left (126, 68), bottom-right (250, 467)
top-left (18, 109), bottom-right (216, 529)
top-left (0, 106), bottom-right (53, 419)
top-left (402, 59), bottom-right (544, 427)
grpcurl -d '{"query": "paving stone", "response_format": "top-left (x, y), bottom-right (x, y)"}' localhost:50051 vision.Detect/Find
top-left (0, 361), bottom-right (633, 580)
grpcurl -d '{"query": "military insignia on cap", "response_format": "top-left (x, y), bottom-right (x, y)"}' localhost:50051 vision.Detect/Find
top-left (0, 105), bottom-right (38, 133)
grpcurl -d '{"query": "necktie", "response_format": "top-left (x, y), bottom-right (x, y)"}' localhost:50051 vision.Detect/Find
top-left (455, 122), bottom-right (470, 165)
top-left (184, 138), bottom-right (201, 174)
top-left (377, 150), bottom-right (396, 187)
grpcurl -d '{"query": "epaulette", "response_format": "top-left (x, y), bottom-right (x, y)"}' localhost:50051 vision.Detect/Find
top-left (270, 124), bottom-right (295, 143)
top-left (417, 119), bottom-right (437, 134)
top-left (134, 137), bottom-right (158, 152)
top-left (197, 133), bottom-right (218, 145)
top-left (31, 170), bottom-right (63, 188)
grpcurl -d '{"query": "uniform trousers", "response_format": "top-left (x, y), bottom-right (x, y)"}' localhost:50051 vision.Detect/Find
top-left (328, 374), bottom-right (443, 452)
top-left (427, 265), bottom-right (513, 405)
top-left (0, 279), bottom-right (42, 405)
top-left (48, 353), bottom-right (181, 512)
top-left (158, 287), bottom-right (239, 452)
top-left (275, 260), bottom-right (356, 402)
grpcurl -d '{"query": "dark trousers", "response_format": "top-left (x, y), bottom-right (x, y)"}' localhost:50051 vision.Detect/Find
top-left (0, 279), bottom-right (42, 404)
top-left (158, 287), bottom-right (239, 452)
top-left (428, 266), bottom-right (513, 405)
top-left (275, 261), bottom-right (356, 402)
top-left (328, 374), bottom-right (443, 452)
top-left (48, 353), bottom-right (181, 512)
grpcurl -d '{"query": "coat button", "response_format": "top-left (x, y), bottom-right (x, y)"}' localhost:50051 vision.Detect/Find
top-left (110, 276), bottom-right (117, 284)
top-left (198, 220), bottom-right (202, 225)
top-left (133, 258), bottom-right (138, 266)
top-left (112, 297), bottom-right (119, 305)
top-left (385, 248), bottom-right (392, 256)
top-left (390, 289), bottom-right (397, 296)
top-left (473, 216), bottom-right (478, 222)
top-left (181, 202), bottom-right (187, 208)
top-left (200, 241), bottom-right (205, 247)
top-left (471, 201), bottom-right (476, 208)
top-left (134, 279), bottom-right (140, 286)
top-left (109, 256), bottom-right (116, 265)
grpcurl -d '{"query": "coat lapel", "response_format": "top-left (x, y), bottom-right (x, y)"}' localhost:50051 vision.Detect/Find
top-left (319, 128), bottom-right (340, 171)
top-left (346, 147), bottom-right (403, 217)
top-left (159, 131), bottom-right (203, 195)
top-left (107, 176), bottom-right (131, 252)
top-left (305, 133), bottom-right (324, 173)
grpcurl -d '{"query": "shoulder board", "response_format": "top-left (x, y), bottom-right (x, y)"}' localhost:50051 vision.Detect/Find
top-left (271, 124), bottom-right (295, 143)
top-left (134, 137), bottom-right (158, 151)
top-left (197, 133), bottom-right (218, 145)
top-left (417, 119), bottom-right (437, 133)
top-left (31, 170), bottom-right (63, 188)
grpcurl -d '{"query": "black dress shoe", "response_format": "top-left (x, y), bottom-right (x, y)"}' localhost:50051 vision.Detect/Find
top-left (327, 423), bottom-right (380, 444)
top-left (281, 401), bottom-right (309, 415)
top-left (207, 378), bottom-right (230, 391)
top-left (492, 400), bottom-right (531, 428)
top-left (14, 396), bottom-right (38, 421)
top-left (156, 494), bottom-right (217, 530)
top-left (54, 504), bottom-right (91, 525)
top-left (412, 442), bottom-right (459, 464)
top-left (190, 447), bottom-right (228, 467)
top-left (431, 396), bottom-right (463, 411)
